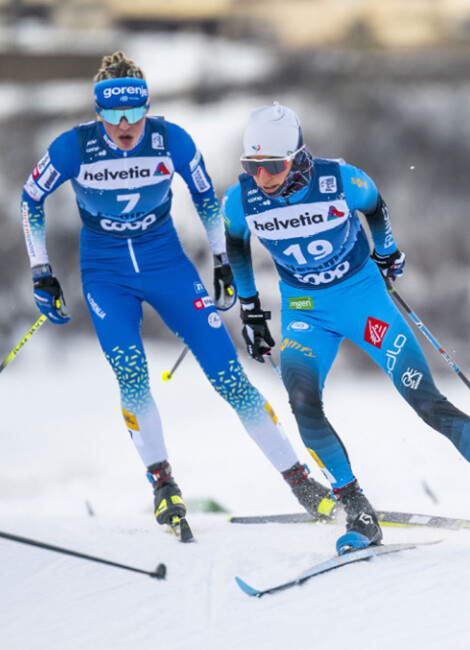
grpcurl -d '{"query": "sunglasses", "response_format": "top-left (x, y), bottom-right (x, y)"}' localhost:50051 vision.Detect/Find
top-left (240, 145), bottom-right (305, 176)
top-left (96, 105), bottom-right (149, 125)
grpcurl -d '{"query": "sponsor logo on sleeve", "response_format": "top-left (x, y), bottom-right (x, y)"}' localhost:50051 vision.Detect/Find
top-left (32, 152), bottom-right (50, 179)
top-left (319, 175), bottom-right (337, 193)
top-left (364, 316), bottom-right (389, 348)
top-left (189, 150), bottom-right (202, 172)
top-left (193, 281), bottom-right (205, 294)
top-left (191, 166), bottom-right (211, 193)
top-left (24, 175), bottom-right (45, 201)
top-left (351, 176), bottom-right (368, 189)
top-left (37, 164), bottom-right (60, 191)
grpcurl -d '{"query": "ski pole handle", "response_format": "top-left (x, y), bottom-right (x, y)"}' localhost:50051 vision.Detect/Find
top-left (0, 314), bottom-right (47, 375)
top-left (385, 279), bottom-right (470, 390)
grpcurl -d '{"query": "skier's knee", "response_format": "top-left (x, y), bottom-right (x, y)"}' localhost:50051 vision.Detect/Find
top-left (288, 383), bottom-right (324, 420)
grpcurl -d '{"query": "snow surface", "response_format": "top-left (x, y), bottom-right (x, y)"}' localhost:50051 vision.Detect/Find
top-left (1, 333), bottom-right (470, 650)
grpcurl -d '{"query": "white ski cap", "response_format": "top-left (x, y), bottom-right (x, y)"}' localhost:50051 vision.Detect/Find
top-left (242, 102), bottom-right (302, 158)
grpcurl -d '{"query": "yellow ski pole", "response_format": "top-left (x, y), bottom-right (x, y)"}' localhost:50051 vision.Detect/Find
top-left (0, 314), bottom-right (47, 375)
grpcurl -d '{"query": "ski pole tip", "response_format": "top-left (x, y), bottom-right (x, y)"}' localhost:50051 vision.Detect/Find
top-left (150, 563), bottom-right (167, 580)
top-left (162, 371), bottom-right (173, 382)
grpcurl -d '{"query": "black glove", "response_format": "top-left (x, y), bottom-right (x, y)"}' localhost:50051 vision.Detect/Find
top-left (213, 253), bottom-right (236, 310)
top-left (371, 249), bottom-right (406, 282)
top-left (240, 293), bottom-right (275, 363)
top-left (32, 264), bottom-right (71, 324)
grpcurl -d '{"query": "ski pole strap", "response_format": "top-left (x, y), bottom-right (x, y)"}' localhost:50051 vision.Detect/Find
top-left (0, 314), bottom-right (47, 375)
top-left (385, 278), bottom-right (470, 389)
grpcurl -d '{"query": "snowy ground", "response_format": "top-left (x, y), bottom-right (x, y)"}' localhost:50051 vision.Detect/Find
top-left (1, 332), bottom-right (470, 650)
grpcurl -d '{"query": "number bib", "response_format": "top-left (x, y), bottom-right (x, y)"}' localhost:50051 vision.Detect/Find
top-left (71, 118), bottom-right (174, 238)
top-left (239, 159), bottom-right (370, 288)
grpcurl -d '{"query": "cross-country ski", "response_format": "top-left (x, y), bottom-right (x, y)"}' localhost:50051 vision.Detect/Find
top-left (235, 540), bottom-right (442, 597)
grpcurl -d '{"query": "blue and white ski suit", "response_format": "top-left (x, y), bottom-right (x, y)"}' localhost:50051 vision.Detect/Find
top-left (223, 158), bottom-right (470, 488)
top-left (21, 117), bottom-right (300, 472)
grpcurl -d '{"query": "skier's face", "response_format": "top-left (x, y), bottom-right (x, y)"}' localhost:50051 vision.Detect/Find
top-left (101, 112), bottom-right (147, 150)
top-left (250, 158), bottom-right (293, 195)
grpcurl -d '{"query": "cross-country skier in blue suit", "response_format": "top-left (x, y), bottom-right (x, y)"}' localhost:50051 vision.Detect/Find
top-left (222, 102), bottom-right (470, 553)
top-left (21, 54), bottom-right (337, 534)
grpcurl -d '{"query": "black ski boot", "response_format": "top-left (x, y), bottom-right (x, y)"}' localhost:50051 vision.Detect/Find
top-left (282, 462), bottom-right (337, 521)
top-left (334, 479), bottom-right (382, 554)
top-left (147, 460), bottom-right (186, 525)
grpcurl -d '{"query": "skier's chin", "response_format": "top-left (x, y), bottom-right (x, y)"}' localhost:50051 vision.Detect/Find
top-left (260, 185), bottom-right (281, 195)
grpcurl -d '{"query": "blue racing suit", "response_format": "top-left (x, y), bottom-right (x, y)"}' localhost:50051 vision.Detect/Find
top-left (223, 157), bottom-right (470, 488)
top-left (21, 117), bottom-right (300, 473)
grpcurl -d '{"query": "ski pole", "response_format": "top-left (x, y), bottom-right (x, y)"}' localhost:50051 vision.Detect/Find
top-left (0, 314), bottom-right (47, 375)
top-left (0, 530), bottom-right (167, 580)
top-left (386, 279), bottom-right (470, 389)
top-left (162, 289), bottom-right (238, 381)
top-left (266, 352), bottom-right (282, 379)
top-left (162, 345), bottom-right (190, 381)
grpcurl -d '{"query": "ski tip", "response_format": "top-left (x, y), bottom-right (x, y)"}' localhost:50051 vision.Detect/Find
top-left (235, 576), bottom-right (261, 597)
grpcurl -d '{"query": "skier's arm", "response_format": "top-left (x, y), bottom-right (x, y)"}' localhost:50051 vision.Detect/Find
top-left (223, 184), bottom-right (274, 361)
top-left (340, 163), bottom-right (397, 254)
top-left (169, 122), bottom-right (235, 306)
top-left (341, 163), bottom-right (405, 280)
top-left (22, 128), bottom-right (80, 323)
top-left (222, 184), bottom-right (257, 298)
top-left (168, 122), bottom-right (225, 255)
top-left (22, 128), bottom-right (80, 267)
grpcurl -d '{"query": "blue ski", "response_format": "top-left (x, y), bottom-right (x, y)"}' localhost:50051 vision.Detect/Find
top-left (235, 540), bottom-right (440, 597)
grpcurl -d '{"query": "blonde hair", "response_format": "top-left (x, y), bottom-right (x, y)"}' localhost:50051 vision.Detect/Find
top-left (94, 51), bottom-right (145, 82)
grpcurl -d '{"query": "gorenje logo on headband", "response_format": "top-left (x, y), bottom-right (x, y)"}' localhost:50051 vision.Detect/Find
top-left (102, 86), bottom-right (148, 101)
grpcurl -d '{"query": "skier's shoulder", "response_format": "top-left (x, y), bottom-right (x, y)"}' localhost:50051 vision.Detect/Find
top-left (222, 183), bottom-right (245, 231)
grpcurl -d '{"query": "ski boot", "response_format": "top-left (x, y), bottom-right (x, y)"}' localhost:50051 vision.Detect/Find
top-left (282, 462), bottom-right (337, 521)
top-left (147, 461), bottom-right (193, 542)
top-left (334, 479), bottom-right (382, 555)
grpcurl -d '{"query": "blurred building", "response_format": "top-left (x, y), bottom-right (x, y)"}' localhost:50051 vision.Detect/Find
top-left (2, 0), bottom-right (470, 49)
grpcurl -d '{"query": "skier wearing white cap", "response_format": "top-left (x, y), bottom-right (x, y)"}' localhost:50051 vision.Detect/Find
top-left (222, 102), bottom-right (470, 554)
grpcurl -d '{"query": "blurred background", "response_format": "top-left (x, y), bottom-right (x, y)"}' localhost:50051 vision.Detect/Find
top-left (1, 0), bottom-right (469, 376)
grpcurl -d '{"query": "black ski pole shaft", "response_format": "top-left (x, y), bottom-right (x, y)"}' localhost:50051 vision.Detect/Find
top-left (0, 315), bottom-right (47, 375)
top-left (0, 530), bottom-right (166, 580)
top-left (386, 278), bottom-right (470, 389)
